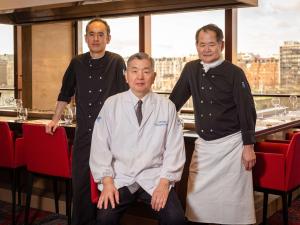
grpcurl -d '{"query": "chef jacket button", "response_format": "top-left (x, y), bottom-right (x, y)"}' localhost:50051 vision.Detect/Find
top-left (210, 129), bottom-right (213, 132)
top-left (89, 64), bottom-right (92, 67)
top-left (201, 86), bottom-right (205, 90)
top-left (209, 87), bottom-right (212, 90)
top-left (201, 129), bottom-right (204, 133)
top-left (99, 101), bottom-right (102, 105)
top-left (212, 75), bottom-right (215, 78)
top-left (202, 74), bottom-right (205, 77)
top-left (88, 128), bottom-right (92, 132)
top-left (89, 103), bottom-right (92, 106)
top-left (89, 90), bottom-right (92, 93)
top-left (209, 113), bottom-right (212, 116)
top-left (89, 76), bottom-right (92, 79)
top-left (200, 100), bottom-right (204, 104)
top-left (99, 89), bottom-right (102, 92)
top-left (200, 114), bottom-right (204, 117)
top-left (88, 115), bottom-right (91, 118)
top-left (210, 100), bottom-right (213, 104)
top-left (100, 76), bottom-right (102, 79)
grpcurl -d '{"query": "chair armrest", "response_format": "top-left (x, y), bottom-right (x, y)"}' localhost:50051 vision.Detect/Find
top-left (253, 152), bottom-right (285, 191)
top-left (265, 139), bottom-right (290, 144)
top-left (255, 142), bottom-right (288, 154)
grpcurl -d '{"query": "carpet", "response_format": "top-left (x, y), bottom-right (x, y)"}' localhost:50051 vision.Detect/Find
top-left (264, 198), bottom-right (300, 225)
top-left (0, 200), bottom-right (67, 225)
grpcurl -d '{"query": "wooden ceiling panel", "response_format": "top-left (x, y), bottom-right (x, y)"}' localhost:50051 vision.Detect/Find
top-left (0, 0), bottom-right (257, 25)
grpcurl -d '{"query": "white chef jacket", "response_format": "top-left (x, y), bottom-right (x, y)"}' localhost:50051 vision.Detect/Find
top-left (89, 90), bottom-right (186, 195)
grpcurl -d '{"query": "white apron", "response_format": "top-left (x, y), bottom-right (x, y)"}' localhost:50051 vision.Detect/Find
top-left (185, 132), bottom-right (256, 224)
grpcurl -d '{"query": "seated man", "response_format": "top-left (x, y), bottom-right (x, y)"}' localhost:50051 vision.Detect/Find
top-left (89, 52), bottom-right (186, 225)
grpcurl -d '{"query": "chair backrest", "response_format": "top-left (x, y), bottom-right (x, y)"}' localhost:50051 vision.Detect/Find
top-left (22, 124), bottom-right (71, 178)
top-left (0, 122), bottom-right (14, 168)
top-left (285, 132), bottom-right (300, 190)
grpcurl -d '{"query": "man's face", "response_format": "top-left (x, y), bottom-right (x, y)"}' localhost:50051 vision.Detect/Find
top-left (125, 58), bottom-right (156, 98)
top-left (196, 30), bottom-right (224, 64)
top-left (85, 21), bottom-right (110, 55)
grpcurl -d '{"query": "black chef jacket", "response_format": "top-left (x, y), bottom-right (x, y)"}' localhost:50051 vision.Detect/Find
top-left (170, 59), bottom-right (256, 145)
top-left (58, 51), bottom-right (129, 150)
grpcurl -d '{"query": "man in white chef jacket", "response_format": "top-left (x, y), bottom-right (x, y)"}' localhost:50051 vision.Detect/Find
top-left (89, 52), bottom-right (186, 225)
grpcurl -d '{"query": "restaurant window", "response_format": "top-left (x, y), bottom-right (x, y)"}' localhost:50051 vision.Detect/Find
top-left (0, 24), bottom-right (14, 107)
top-left (237, 0), bottom-right (300, 110)
top-left (151, 11), bottom-right (225, 110)
top-left (81, 16), bottom-right (139, 59)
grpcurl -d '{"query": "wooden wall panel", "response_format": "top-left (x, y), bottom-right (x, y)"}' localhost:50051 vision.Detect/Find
top-left (31, 22), bottom-right (73, 110)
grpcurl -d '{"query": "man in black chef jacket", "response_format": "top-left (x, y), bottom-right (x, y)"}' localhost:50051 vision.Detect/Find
top-left (169, 24), bottom-right (257, 225)
top-left (46, 18), bottom-right (128, 225)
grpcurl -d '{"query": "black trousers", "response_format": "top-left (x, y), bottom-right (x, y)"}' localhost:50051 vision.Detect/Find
top-left (72, 140), bottom-right (96, 225)
top-left (96, 187), bottom-right (186, 225)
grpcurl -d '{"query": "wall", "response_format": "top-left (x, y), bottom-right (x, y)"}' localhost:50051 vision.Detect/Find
top-left (31, 21), bottom-right (73, 110)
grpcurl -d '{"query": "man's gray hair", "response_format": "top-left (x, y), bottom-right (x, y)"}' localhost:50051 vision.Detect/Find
top-left (127, 52), bottom-right (155, 70)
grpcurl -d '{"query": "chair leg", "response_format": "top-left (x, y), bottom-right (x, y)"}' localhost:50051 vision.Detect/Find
top-left (16, 169), bottom-right (22, 207)
top-left (53, 178), bottom-right (59, 214)
top-left (262, 192), bottom-right (268, 225)
top-left (282, 193), bottom-right (288, 225)
top-left (65, 179), bottom-right (72, 225)
top-left (25, 173), bottom-right (34, 225)
top-left (288, 192), bottom-right (292, 207)
top-left (10, 169), bottom-right (17, 225)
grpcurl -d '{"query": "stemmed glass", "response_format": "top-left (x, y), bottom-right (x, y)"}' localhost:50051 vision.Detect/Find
top-left (178, 109), bottom-right (185, 130)
top-left (15, 99), bottom-right (23, 120)
top-left (271, 97), bottom-right (280, 117)
top-left (19, 107), bottom-right (28, 121)
top-left (63, 105), bottom-right (73, 125)
top-left (289, 95), bottom-right (298, 110)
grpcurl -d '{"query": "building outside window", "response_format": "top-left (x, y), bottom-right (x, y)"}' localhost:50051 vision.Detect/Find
top-left (237, 0), bottom-right (300, 110)
top-left (151, 10), bottom-right (224, 109)
top-left (0, 24), bottom-right (14, 107)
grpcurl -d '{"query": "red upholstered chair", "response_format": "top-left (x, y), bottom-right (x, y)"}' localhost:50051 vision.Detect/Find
top-left (0, 121), bottom-right (25, 225)
top-left (22, 124), bottom-right (72, 225)
top-left (90, 173), bottom-right (99, 204)
top-left (253, 133), bottom-right (300, 225)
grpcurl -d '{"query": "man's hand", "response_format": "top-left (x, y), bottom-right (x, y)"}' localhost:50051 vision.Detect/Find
top-left (242, 145), bottom-right (256, 170)
top-left (151, 178), bottom-right (170, 211)
top-left (45, 120), bottom-right (59, 135)
top-left (97, 177), bottom-right (119, 209)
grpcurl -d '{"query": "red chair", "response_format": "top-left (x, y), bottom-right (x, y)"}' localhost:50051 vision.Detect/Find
top-left (253, 132), bottom-right (300, 225)
top-left (90, 173), bottom-right (99, 204)
top-left (21, 124), bottom-right (72, 225)
top-left (0, 121), bottom-right (25, 225)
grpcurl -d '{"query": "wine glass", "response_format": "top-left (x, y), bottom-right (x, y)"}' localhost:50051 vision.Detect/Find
top-left (63, 106), bottom-right (73, 125)
top-left (19, 107), bottom-right (28, 121)
top-left (289, 95), bottom-right (298, 110)
top-left (178, 109), bottom-right (185, 130)
top-left (15, 99), bottom-right (23, 120)
top-left (271, 97), bottom-right (280, 117)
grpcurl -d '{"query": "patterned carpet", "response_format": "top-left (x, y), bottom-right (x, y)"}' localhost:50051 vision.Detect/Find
top-left (267, 198), bottom-right (300, 225)
top-left (0, 200), bottom-right (67, 225)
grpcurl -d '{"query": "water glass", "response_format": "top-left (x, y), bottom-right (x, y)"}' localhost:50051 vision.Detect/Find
top-left (19, 108), bottom-right (28, 121)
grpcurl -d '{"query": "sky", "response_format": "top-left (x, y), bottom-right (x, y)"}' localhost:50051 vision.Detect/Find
top-left (1, 0), bottom-right (300, 58)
